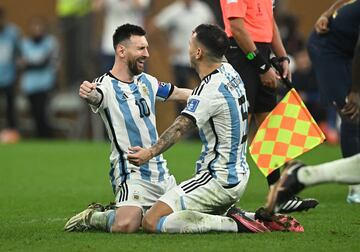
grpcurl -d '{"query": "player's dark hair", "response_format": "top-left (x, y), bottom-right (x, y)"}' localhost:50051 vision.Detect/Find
top-left (194, 24), bottom-right (229, 59)
top-left (113, 23), bottom-right (146, 50)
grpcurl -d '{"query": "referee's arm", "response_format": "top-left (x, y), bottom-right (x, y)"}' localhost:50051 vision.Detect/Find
top-left (229, 18), bottom-right (278, 88)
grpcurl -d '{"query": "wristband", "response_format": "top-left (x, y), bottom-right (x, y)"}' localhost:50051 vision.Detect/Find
top-left (246, 49), bottom-right (271, 74)
top-left (278, 56), bottom-right (290, 64)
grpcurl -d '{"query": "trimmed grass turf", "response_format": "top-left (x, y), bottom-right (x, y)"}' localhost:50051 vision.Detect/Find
top-left (0, 141), bottom-right (359, 251)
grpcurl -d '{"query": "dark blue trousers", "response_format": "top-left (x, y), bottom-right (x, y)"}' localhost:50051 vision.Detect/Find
top-left (308, 31), bottom-right (360, 157)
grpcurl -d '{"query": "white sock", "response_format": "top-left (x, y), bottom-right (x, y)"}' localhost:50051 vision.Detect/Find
top-left (243, 212), bottom-right (255, 220)
top-left (90, 210), bottom-right (115, 232)
top-left (297, 154), bottom-right (360, 186)
top-left (349, 184), bottom-right (360, 195)
top-left (157, 210), bottom-right (238, 233)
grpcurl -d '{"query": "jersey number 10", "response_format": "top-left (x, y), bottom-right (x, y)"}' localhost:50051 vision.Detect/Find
top-left (135, 98), bottom-right (150, 118)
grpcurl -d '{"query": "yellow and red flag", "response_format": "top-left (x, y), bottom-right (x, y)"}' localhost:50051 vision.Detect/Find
top-left (249, 88), bottom-right (326, 177)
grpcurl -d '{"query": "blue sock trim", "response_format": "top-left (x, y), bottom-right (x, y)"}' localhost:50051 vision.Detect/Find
top-left (180, 196), bottom-right (186, 210)
top-left (156, 216), bottom-right (167, 233)
top-left (106, 210), bottom-right (116, 232)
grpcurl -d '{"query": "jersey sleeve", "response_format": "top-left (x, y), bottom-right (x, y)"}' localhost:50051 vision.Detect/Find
top-left (181, 88), bottom-right (219, 129)
top-left (222, 0), bottom-right (247, 19)
top-left (90, 83), bottom-right (107, 113)
top-left (156, 81), bottom-right (174, 102)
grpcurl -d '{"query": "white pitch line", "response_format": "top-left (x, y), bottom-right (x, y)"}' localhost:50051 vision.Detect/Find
top-left (20, 217), bottom-right (67, 224)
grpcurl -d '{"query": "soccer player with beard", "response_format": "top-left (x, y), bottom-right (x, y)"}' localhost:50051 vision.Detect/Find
top-left (127, 24), bottom-right (303, 233)
top-left (64, 23), bottom-right (192, 233)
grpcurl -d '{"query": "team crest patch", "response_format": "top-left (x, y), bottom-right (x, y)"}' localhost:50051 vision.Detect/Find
top-left (140, 82), bottom-right (149, 95)
top-left (186, 99), bottom-right (200, 112)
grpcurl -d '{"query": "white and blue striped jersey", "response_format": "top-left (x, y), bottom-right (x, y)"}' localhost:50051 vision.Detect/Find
top-left (181, 63), bottom-right (249, 187)
top-left (91, 72), bottom-right (174, 192)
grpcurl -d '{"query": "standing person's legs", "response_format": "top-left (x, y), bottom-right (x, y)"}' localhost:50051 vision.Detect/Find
top-left (59, 16), bottom-right (82, 88)
top-left (341, 119), bottom-right (360, 203)
top-left (308, 32), bottom-right (360, 202)
top-left (0, 84), bottom-right (20, 143)
top-left (77, 13), bottom-right (94, 82)
top-left (28, 91), bottom-right (52, 138)
top-left (3, 84), bottom-right (17, 129)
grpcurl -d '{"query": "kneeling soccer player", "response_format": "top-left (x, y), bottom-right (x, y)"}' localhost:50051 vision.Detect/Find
top-left (128, 24), bottom-right (303, 233)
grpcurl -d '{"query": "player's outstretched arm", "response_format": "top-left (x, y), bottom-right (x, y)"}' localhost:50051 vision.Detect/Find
top-left (167, 86), bottom-right (192, 102)
top-left (79, 81), bottom-right (102, 107)
top-left (128, 115), bottom-right (196, 166)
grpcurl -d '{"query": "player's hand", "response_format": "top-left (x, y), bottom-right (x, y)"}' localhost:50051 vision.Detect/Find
top-left (314, 16), bottom-right (330, 34)
top-left (127, 146), bottom-right (153, 166)
top-left (259, 68), bottom-right (279, 89)
top-left (341, 91), bottom-right (360, 121)
top-left (79, 81), bottom-right (97, 99)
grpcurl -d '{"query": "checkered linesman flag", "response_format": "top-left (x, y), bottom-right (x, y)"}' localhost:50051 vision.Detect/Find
top-left (249, 88), bottom-right (326, 177)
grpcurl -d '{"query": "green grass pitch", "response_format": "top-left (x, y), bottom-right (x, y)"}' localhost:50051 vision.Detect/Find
top-left (0, 141), bottom-right (359, 251)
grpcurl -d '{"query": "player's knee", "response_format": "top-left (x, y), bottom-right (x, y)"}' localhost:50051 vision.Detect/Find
top-left (142, 214), bottom-right (158, 233)
top-left (111, 219), bottom-right (139, 233)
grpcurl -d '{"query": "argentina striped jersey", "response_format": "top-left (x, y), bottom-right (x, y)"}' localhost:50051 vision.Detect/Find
top-left (181, 63), bottom-right (249, 187)
top-left (91, 72), bottom-right (174, 191)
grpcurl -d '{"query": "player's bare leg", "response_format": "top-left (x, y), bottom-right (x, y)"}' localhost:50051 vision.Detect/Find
top-left (110, 206), bottom-right (142, 233)
top-left (65, 204), bottom-right (143, 233)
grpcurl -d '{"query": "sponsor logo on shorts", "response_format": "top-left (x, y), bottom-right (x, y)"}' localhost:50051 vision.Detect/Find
top-left (133, 191), bottom-right (140, 200)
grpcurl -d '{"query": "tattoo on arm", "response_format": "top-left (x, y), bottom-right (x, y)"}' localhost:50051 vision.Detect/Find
top-left (149, 115), bottom-right (196, 157)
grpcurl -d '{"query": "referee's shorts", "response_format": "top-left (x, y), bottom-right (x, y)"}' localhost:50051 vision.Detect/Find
top-left (225, 38), bottom-right (277, 114)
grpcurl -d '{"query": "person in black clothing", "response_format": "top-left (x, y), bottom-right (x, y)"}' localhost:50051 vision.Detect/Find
top-left (307, 0), bottom-right (360, 203)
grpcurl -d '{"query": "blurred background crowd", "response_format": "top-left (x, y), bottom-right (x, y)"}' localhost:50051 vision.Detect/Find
top-left (0, 0), bottom-right (339, 143)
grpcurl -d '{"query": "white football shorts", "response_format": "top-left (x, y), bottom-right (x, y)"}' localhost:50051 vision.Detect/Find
top-left (115, 175), bottom-right (177, 213)
top-left (159, 172), bottom-right (250, 215)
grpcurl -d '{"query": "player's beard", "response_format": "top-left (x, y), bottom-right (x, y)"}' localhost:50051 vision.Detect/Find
top-left (128, 57), bottom-right (145, 75)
